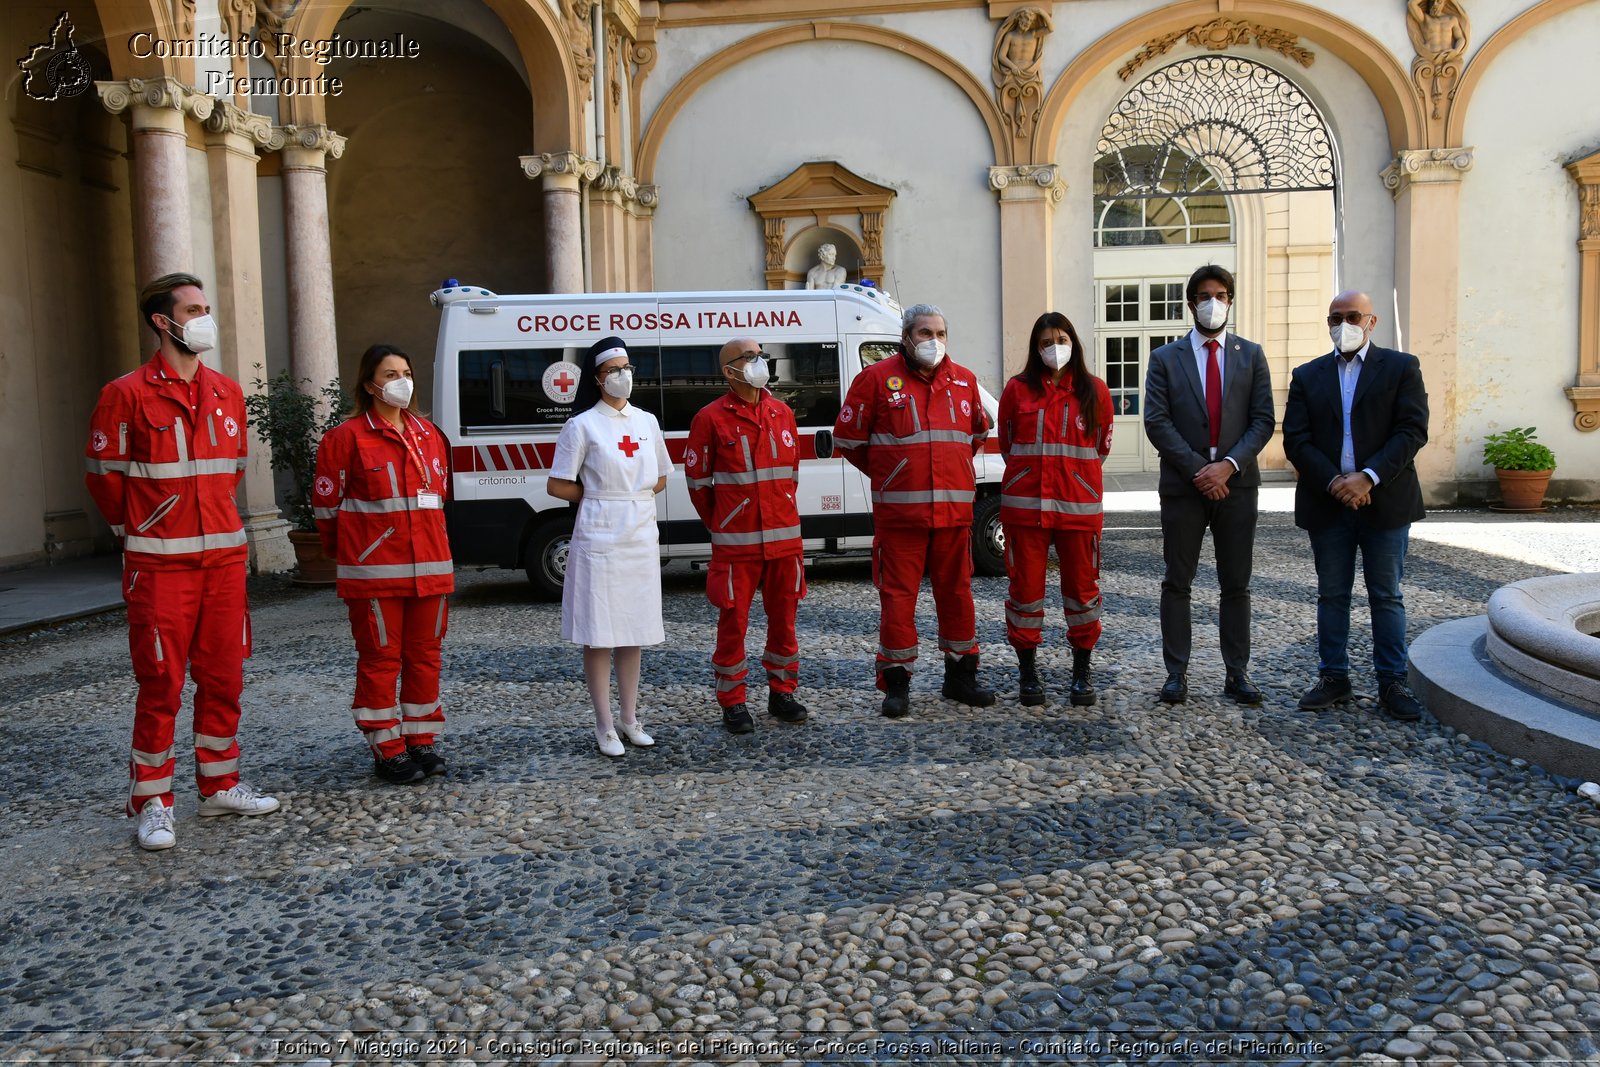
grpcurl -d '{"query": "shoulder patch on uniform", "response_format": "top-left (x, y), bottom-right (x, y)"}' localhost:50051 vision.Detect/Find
top-left (781, 429), bottom-right (794, 448)
top-left (91, 430), bottom-right (108, 452)
top-left (314, 474), bottom-right (334, 498)
top-left (223, 416), bottom-right (239, 437)
top-left (685, 446), bottom-right (698, 469)
top-left (840, 405), bottom-right (854, 423)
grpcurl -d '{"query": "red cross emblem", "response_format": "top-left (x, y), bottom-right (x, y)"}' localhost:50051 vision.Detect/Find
top-left (553, 370), bottom-right (575, 391)
top-left (617, 435), bottom-right (640, 457)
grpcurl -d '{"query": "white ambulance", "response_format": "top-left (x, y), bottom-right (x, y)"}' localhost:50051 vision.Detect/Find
top-left (429, 283), bottom-right (1008, 597)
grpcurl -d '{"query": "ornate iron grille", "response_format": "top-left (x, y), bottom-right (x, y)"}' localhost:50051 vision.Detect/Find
top-left (1096, 56), bottom-right (1337, 198)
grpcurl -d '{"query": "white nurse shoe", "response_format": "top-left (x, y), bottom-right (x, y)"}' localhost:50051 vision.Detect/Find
top-left (596, 729), bottom-right (625, 758)
top-left (617, 719), bottom-right (655, 747)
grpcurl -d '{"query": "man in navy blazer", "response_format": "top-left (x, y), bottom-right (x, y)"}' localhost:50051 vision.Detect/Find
top-left (1282, 289), bottom-right (1429, 722)
top-left (1143, 265), bottom-right (1276, 706)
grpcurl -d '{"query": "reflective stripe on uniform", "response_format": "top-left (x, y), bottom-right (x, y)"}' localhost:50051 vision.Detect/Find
top-left (337, 560), bottom-right (454, 580)
top-left (713, 467), bottom-right (794, 485)
top-left (313, 506), bottom-right (338, 520)
top-left (85, 457), bottom-right (131, 474)
top-left (877, 644), bottom-right (917, 662)
top-left (123, 530), bottom-right (248, 555)
top-left (130, 745), bottom-right (175, 767)
top-left (401, 700), bottom-right (443, 720)
top-left (194, 733), bottom-right (235, 751)
top-left (867, 430), bottom-right (974, 447)
top-left (687, 476), bottom-right (714, 490)
top-left (1064, 597), bottom-right (1103, 626)
top-left (834, 437), bottom-right (866, 450)
top-left (126, 457), bottom-right (245, 479)
top-left (1006, 607), bottom-right (1044, 631)
top-left (714, 658), bottom-right (748, 676)
top-left (130, 775), bottom-right (173, 797)
top-left (341, 496), bottom-right (429, 514)
top-left (196, 757), bottom-right (239, 777)
top-left (1000, 496), bottom-right (1100, 515)
top-left (361, 724), bottom-right (403, 746)
top-left (709, 525), bottom-right (801, 546)
top-left (872, 489), bottom-right (974, 506)
top-left (1007, 443), bottom-right (1102, 460)
top-left (938, 637), bottom-right (978, 656)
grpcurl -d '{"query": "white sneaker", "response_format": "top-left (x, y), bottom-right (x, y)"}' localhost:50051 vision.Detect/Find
top-left (617, 719), bottom-right (655, 747)
top-left (137, 798), bottom-right (175, 851)
top-left (596, 729), bottom-right (625, 758)
top-left (197, 781), bottom-right (280, 818)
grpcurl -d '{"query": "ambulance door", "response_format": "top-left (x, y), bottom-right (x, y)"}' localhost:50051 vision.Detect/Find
top-left (838, 337), bottom-right (901, 549)
top-left (765, 341), bottom-right (844, 551)
top-left (653, 337), bottom-right (725, 553)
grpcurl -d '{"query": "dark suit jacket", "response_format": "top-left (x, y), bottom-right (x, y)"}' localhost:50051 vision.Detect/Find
top-left (1143, 332), bottom-right (1276, 495)
top-left (1281, 344), bottom-right (1429, 531)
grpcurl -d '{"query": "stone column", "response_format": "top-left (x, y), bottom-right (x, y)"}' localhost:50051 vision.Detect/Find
top-left (206, 101), bottom-right (294, 574)
top-left (96, 78), bottom-right (214, 286)
top-left (1383, 147), bottom-right (1472, 505)
top-left (589, 166), bottom-right (635, 293)
top-left (989, 164), bottom-right (1065, 377)
top-left (273, 124), bottom-right (346, 396)
top-left (626, 185), bottom-right (659, 292)
top-left (521, 151), bottom-right (602, 293)
top-left (1564, 155), bottom-right (1600, 432)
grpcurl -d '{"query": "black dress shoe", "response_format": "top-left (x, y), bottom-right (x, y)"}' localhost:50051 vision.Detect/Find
top-left (1298, 672), bottom-right (1353, 710)
top-left (722, 703), bottom-right (755, 734)
top-left (407, 744), bottom-right (446, 777)
top-left (1069, 647), bottom-right (1096, 707)
top-left (1379, 680), bottom-right (1424, 722)
top-left (768, 690), bottom-right (808, 723)
top-left (373, 751), bottom-right (426, 784)
top-left (1224, 671), bottom-right (1263, 705)
top-left (1160, 674), bottom-right (1188, 704)
top-left (881, 666), bottom-right (911, 719)
top-left (1016, 647), bottom-right (1045, 707)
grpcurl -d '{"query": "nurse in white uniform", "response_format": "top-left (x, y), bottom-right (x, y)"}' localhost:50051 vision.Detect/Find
top-left (547, 337), bottom-right (671, 757)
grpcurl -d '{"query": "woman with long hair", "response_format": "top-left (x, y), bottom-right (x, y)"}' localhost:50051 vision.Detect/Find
top-left (313, 343), bottom-right (455, 783)
top-left (547, 337), bottom-right (671, 757)
top-left (997, 312), bottom-right (1113, 707)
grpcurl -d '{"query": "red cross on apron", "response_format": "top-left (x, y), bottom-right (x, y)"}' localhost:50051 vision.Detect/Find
top-left (617, 435), bottom-right (640, 457)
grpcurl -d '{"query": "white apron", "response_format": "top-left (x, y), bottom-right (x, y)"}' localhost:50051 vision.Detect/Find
top-left (551, 401), bottom-right (672, 647)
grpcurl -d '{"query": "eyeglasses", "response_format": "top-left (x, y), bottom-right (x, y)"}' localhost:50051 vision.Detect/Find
top-left (604, 365), bottom-right (636, 376)
top-left (729, 350), bottom-right (766, 365)
top-left (1327, 311), bottom-right (1369, 326)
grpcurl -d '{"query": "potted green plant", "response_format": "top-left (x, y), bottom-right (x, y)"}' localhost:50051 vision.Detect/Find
top-left (1481, 426), bottom-right (1557, 511)
top-left (243, 368), bottom-right (350, 583)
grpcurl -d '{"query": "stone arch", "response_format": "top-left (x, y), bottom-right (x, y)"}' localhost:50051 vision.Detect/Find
top-left (1445, 0), bottom-right (1594, 146)
top-left (285, 0), bottom-right (578, 148)
top-left (1034, 0), bottom-right (1426, 163)
top-left (89, 0), bottom-right (174, 79)
top-left (636, 21), bottom-right (1011, 184)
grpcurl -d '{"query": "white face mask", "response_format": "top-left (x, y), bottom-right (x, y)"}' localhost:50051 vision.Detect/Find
top-left (602, 368), bottom-right (633, 399)
top-left (1332, 322), bottom-right (1367, 354)
top-left (910, 338), bottom-right (946, 367)
top-left (379, 376), bottom-right (414, 408)
top-left (742, 356), bottom-right (770, 390)
top-left (1194, 298), bottom-right (1229, 332)
top-left (168, 313), bottom-right (217, 354)
top-left (1041, 342), bottom-right (1072, 370)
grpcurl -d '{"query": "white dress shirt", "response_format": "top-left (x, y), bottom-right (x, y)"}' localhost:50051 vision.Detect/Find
top-left (1187, 328), bottom-right (1237, 468)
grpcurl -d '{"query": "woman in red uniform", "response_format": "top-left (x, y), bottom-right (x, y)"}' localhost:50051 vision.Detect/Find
top-left (997, 312), bottom-right (1113, 707)
top-left (314, 344), bottom-right (455, 784)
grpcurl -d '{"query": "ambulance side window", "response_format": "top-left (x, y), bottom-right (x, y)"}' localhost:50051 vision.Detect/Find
top-left (859, 342), bottom-right (899, 366)
top-left (657, 344), bottom-right (724, 432)
top-left (770, 342), bottom-right (841, 429)
top-left (458, 348), bottom-right (570, 428)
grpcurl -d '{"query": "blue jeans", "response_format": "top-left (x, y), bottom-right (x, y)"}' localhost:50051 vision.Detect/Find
top-left (1308, 513), bottom-right (1411, 680)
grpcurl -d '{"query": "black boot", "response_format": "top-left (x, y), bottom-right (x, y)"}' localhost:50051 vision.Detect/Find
top-left (942, 655), bottom-right (997, 708)
top-left (1017, 647), bottom-right (1045, 707)
top-left (1070, 647), bottom-right (1096, 707)
top-left (881, 666), bottom-right (911, 719)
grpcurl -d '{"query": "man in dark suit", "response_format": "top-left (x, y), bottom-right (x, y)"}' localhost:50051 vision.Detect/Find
top-left (1143, 265), bottom-right (1276, 705)
top-left (1282, 289), bottom-right (1429, 722)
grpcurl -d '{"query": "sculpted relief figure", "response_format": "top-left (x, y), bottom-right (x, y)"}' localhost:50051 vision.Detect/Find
top-left (806, 244), bottom-right (847, 290)
top-left (992, 6), bottom-right (1052, 138)
top-left (1406, 0), bottom-right (1469, 119)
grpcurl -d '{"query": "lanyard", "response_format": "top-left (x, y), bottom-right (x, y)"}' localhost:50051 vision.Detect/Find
top-left (395, 417), bottom-right (431, 489)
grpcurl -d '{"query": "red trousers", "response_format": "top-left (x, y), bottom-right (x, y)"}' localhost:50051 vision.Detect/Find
top-left (708, 555), bottom-right (805, 707)
top-left (872, 525), bottom-right (977, 687)
top-left (123, 563), bottom-right (249, 814)
top-left (346, 595), bottom-right (448, 757)
top-left (1004, 524), bottom-right (1103, 651)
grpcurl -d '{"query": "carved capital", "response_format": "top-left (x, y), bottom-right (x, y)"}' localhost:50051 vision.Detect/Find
top-left (1569, 160), bottom-right (1600, 242)
top-left (96, 77), bottom-right (215, 124)
top-left (592, 165), bottom-right (638, 199)
top-left (220, 0), bottom-right (257, 41)
top-left (1564, 386), bottom-right (1600, 432)
top-left (988, 163), bottom-right (1065, 203)
top-left (269, 123), bottom-right (346, 159)
top-left (1380, 146), bottom-right (1474, 197)
top-left (634, 184), bottom-right (659, 209)
top-left (203, 99), bottom-right (275, 147)
top-left (520, 151), bottom-right (604, 183)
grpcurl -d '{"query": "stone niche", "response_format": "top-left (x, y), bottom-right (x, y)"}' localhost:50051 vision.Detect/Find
top-left (747, 161), bottom-right (895, 290)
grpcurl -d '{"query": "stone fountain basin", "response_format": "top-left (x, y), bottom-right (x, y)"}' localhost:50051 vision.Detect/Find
top-left (1486, 574), bottom-right (1600, 717)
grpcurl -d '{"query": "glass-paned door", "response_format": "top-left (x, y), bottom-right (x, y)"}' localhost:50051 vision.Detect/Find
top-left (1095, 278), bottom-right (1186, 473)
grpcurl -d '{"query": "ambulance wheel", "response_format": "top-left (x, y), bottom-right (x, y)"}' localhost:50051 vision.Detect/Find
top-left (971, 493), bottom-right (1005, 577)
top-left (524, 515), bottom-right (575, 600)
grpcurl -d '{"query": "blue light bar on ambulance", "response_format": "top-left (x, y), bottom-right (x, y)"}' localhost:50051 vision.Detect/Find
top-left (430, 283), bottom-right (499, 308)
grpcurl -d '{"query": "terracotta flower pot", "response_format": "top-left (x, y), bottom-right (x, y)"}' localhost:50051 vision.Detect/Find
top-left (287, 528), bottom-right (337, 586)
top-left (1495, 468), bottom-right (1554, 511)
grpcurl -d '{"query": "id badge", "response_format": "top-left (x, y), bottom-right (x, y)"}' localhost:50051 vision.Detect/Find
top-left (417, 490), bottom-right (443, 510)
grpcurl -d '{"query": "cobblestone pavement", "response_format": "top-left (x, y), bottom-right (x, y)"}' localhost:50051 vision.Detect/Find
top-left (1, 511), bottom-right (1598, 1066)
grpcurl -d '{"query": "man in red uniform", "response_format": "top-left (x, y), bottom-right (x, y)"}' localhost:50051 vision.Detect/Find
top-left (685, 338), bottom-right (809, 733)
top-left (834, 303), bottom-right (996, 717)
top-left (84, 273), bottom-right (280, 851)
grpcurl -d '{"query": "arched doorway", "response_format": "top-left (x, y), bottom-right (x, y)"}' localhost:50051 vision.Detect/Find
top-left (1087, 56), bottom-right (1339, 473)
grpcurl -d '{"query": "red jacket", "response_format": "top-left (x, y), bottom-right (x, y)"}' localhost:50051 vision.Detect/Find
top-left (998, 373), bottom-right (1114, 531)
top-left (834, 351), bottom-right (990, 529)
top-left (313, 411), bottom-right (454, 599)
top-left (684, 389), bottom-right (802, 560)
top-left (84, 354), bottom-right (248, 570)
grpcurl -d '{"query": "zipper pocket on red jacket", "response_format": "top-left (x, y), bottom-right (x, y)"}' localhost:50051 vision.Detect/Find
top-left (135, 494), bottom-right (181, 532)
top-left (358, 527), bottom-right (396, 561)
top-left (881, 458), bottom-right (909, 490)
top-left (718, 499), bottom-right (750, 529)
top-left (1071, 471), bottom-right (1101, 500)
top-left (1004, 466), bottom-right (1032, 491)
top-left (152, 626), bottom-right (164, 663)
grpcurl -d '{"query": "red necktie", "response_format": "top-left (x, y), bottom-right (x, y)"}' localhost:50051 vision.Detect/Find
top-left (1205, 339), bottom-right (1222, 451)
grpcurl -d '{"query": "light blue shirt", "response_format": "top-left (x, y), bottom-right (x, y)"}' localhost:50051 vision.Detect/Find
top-left (1335, 342), bottom-right (1381, 488)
